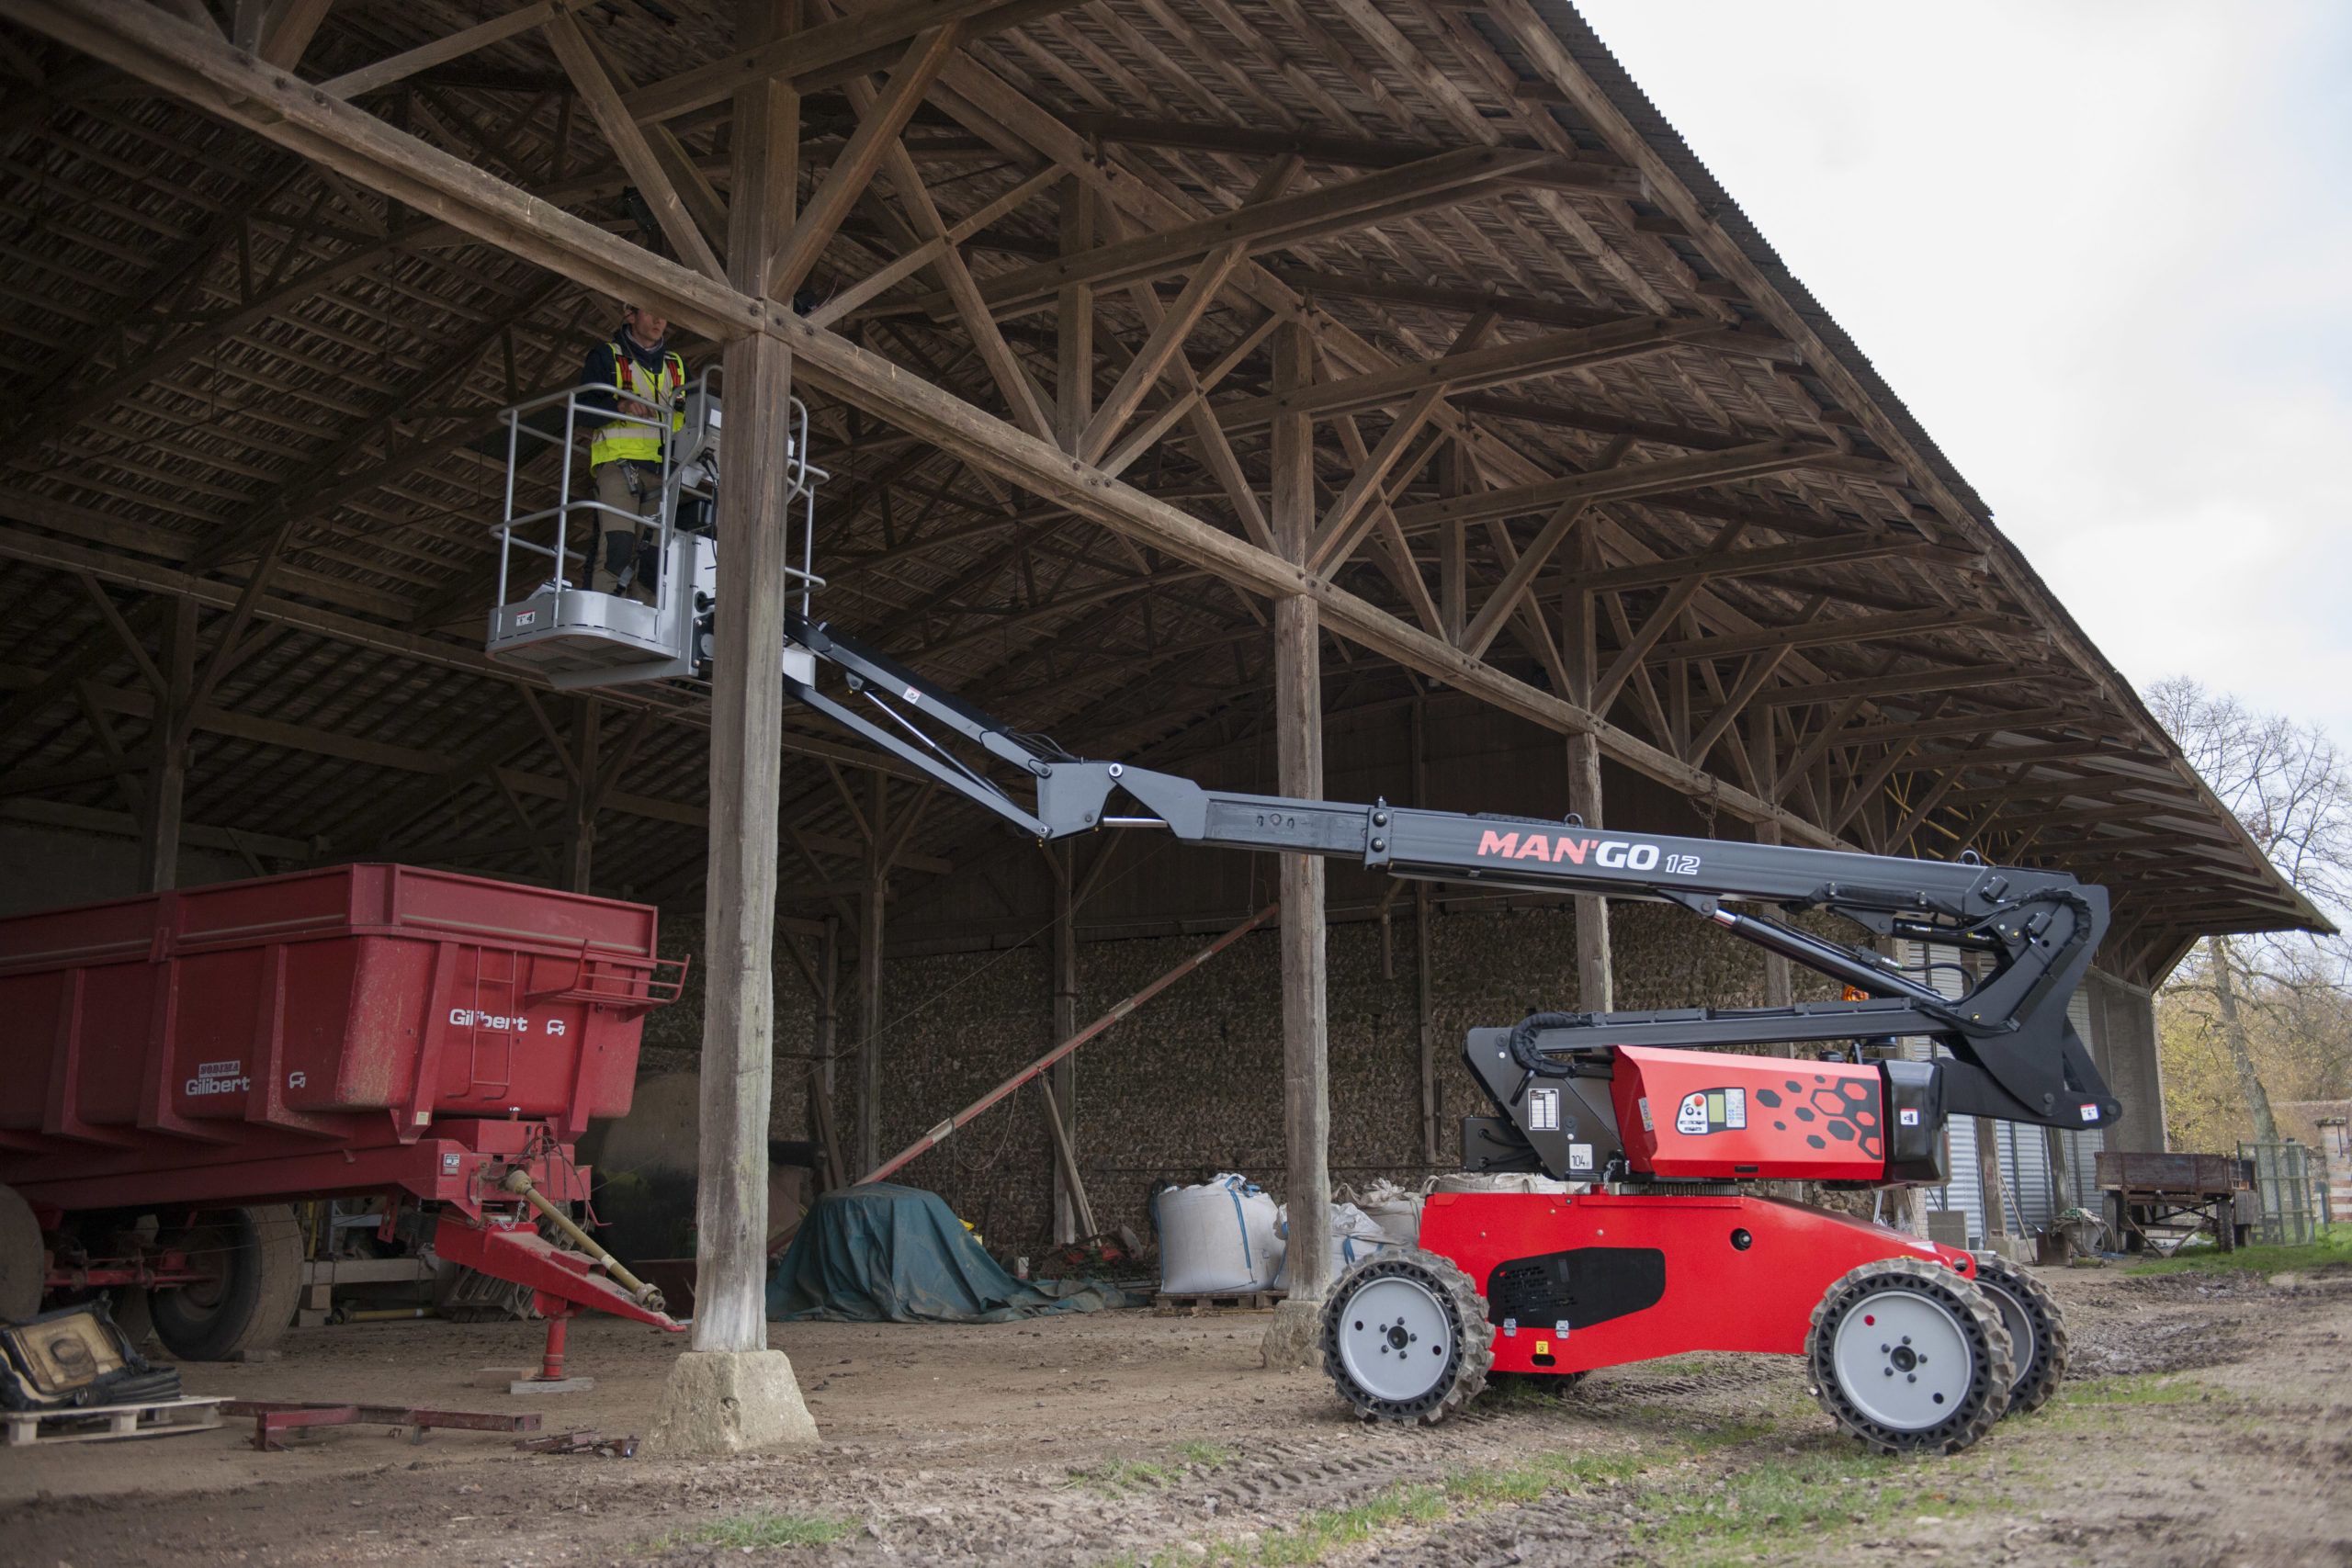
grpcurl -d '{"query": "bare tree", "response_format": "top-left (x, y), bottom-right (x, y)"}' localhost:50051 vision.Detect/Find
top-left (2145, 677), bottom-right (2352, 1144)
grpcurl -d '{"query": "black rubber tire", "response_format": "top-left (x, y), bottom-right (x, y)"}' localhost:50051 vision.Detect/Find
top-left (153, 1205), bottom-right (303, 1361)
top-left (1321, 1247), bottom-right (1494, 1426)
top-left (0, 1184), bottom-right (40, 1322)
top-left (1807, 1255), bottom-right (2014, 1456)
top-left (1972, 1253), bottom-right (2069, 1416)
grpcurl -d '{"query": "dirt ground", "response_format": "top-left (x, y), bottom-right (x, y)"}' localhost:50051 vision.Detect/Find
top-left (3, 1263), bottom-right (2346, 1568)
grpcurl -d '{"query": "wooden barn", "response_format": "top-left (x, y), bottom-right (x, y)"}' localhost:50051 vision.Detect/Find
top-left (0, 0), bottom-right (2325, 1346)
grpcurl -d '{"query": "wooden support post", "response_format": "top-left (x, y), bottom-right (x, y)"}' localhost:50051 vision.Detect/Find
top-left (1747, 714), bottom-right (1792, 1013)
top-left (1438, 444), bottom-right (1467, 648)
top-left (648, 0), bottom-right (818, 1457)
top-left (1411, 695), bottom-right (1437, 1167)
top-left (566, 696), bottom-right (599, 894)
top-left (686, 0), bottom-right (797, 1363)
top-left (138, 596), bottom-right (198, 892)
top-left (1047, 841), bottom-right (1082, 1242)
top-left (1560, 536), bottom-right (1611, 1011)
top-left (1976, 1116), bottom-right (2011, 1244)
top-left (813, 916), bottom-right (843, 1189)
top-left (1271, 319), bottom-right (1331, 1331)
top-left (858, 773), bottom-right (888, 1176)
top-left (1054, 177), bottom-right (1092, 456)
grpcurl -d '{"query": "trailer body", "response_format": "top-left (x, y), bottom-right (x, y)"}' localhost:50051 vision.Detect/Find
top-left (0, 865), bottom-right (682, 1337)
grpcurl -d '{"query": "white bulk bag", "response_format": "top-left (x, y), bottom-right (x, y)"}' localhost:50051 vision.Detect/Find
top-left (1157, 1174), bottom-right (1284, 1294)
top-left (1349, 1179), bottom-right (1423, 1247)
top-left (1271, 1201), bottom-right (1401, 1290)
top-left (1431, 1171), bottom-right (1581, 1196)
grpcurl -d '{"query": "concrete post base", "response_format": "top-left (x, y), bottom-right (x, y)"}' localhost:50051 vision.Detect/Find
top-left (645, 1349), bottom-right (820, 1456)
top-left (1259, 1298), bottom-right (1324, 1371)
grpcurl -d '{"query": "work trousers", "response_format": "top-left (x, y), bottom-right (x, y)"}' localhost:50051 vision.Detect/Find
top-left (590, 461), bottom-right (661, 596)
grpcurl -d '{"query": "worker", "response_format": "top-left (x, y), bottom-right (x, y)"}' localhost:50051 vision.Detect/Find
top-left (580, 305), bottom-right (685, 598)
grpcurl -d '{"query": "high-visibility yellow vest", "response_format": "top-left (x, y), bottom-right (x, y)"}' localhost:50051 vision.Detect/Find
top-left (588, 344), bottom-right (685, 467)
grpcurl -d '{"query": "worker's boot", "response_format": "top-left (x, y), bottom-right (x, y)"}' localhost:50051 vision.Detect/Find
top-left (591, 529), bottom-right (634, 594)
top-left (628, 537), bottom-right (661, 605)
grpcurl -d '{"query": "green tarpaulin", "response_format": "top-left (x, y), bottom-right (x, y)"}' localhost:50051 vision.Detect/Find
top-left (766, 1183), bottom-right (1143, 1323)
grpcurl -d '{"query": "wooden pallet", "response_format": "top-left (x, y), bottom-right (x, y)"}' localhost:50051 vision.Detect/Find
top-left (1154, 1290), bottom-right (1285, 1313)
top-left (2, 1396), bottom-right (228, 1448)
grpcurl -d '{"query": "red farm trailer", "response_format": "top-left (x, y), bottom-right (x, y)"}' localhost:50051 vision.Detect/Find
top-left (0, 864), bottom-right (685, 1363)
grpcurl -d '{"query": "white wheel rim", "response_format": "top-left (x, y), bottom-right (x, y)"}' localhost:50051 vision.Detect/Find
top-left (1977, 1278), bottom-right (2035, 1391)
top-left (1336, 1275), bottom-right (1454, 1404)
top-left (1830, 1287), bottom-right (1976, 1431)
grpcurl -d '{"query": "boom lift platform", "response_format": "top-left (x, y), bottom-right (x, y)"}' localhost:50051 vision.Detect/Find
top-left (767, 619), bottom-right (2109, 1454)
top-left (482, 371), bottom-right (825, 690)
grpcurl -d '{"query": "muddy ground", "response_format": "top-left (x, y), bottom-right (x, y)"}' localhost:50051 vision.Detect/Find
top-left (3, 1263), bottom-right (2346, 1568)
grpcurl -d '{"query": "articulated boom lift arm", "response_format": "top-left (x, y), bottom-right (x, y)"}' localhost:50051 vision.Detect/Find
top-left (786, 621), bottom-right (2118, 1134)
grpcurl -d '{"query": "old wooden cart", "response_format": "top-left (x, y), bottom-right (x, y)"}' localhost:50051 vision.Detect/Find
top-left (2096, 1151), bottom-right (2253, 1255)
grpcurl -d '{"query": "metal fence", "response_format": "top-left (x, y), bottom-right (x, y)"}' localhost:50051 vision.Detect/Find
top-left (2239, 1141), bottom-right (2317, 1246)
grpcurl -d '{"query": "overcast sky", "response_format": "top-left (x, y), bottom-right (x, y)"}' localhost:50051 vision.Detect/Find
top-left (1573, 1), bottom-right (2352, 746)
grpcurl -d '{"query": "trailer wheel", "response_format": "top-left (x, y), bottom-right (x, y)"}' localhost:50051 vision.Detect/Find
top-left (1971, 1253), bottom-right (2068, 1416)
top-left (1321, 1247), bottom-right (1493, 1426)
top-left (0, 1184), bottom-right (40, 1322)
top-left (1807, 1255), bottom-right (2013, 1456)
top-left (153, 1205), bottom-right (303, 1361)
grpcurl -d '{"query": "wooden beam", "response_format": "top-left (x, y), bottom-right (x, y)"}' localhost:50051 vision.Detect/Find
top-left (923, 145), bottom-right (1557, 321)
top-left (1764, 663), bottom-right (2027, 709)
top-left (618, 0), bottom-right (1080, 124)
top-left (21, 0), bottom-right (1848, 852)
top-left (1393, 440), bottom-right (1869, 535)
top-left (1067, 114), bottom-right (1485, 171)
top-left (320, 1), bottom-right (602, 100)
top-left (543, 10), bottom-right (725, 280)
top-left (1081, 159), bottom-right (1300, 463)
top-left (1221, 314), bottom-right (1724, 433)
top-left (1460, 502), bottom-right (1582, 662)
top-left (1541, 535), bottom-right (1977, 597)
top-left (766, 24), bottom-right (958, 299)
top-left (1644, 608), bottom-right (2013, 666)
top-left (1683, 604), bottom-right (1819, 764)
top-left (1261, 265), bottom-right (1797, 362)
top-left (256, 0), bottom-right (334, 69)
top-left (806, 164), bottom-right (1057, 328)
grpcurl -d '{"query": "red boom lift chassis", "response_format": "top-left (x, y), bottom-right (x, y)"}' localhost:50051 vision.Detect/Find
top-left (770, 617), bottom-right (2115, 1454)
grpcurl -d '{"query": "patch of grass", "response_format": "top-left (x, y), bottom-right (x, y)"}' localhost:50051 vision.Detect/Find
top-left (2064, 1373), bottom-right (2216, 1407)
top-left (1135, 1417), bottom-right (1785, 1566)
top-left (1242, 1483), bottom-right (1450, 1564)
top-left (1173, 1438), bottom-right (1234, 1468)
top-left (1079, 1455), bottom-right (1178, 1495)
top-left (684, 1512), bottom-right (851, 1550)
top-left (2121, 1222), bottom-right (2352, 1279)
top-left (2034, 1372), bottom-right (2231, 1432)
top-left (1446, 1448), bottom-right (1655, 1505)
top-left (1628, 1448), bottom-right (1973, 1568)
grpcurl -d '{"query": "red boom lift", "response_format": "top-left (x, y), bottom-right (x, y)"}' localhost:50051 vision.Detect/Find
top-left (767, 617), bottom-right (2113, 1454)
